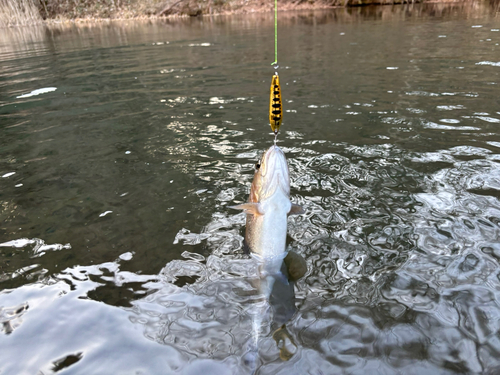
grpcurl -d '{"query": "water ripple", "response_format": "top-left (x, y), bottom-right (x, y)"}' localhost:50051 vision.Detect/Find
top-left (2, 7), bottom-right (500, 374)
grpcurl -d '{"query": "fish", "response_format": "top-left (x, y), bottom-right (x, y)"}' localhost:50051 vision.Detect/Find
top-left (231, 144), bottom-right (303, 265)
top-left (231, 145), bottom-right (306, 367)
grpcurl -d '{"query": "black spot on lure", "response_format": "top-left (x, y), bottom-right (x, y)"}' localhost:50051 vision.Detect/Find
top-left (269, 74), bottom-right (283, 134)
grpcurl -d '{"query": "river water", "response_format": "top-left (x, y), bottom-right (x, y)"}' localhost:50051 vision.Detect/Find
top-left (1, 3), bottom-right (500, 374)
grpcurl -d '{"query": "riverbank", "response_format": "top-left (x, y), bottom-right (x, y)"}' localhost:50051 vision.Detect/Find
top-left (2, 0), bottom-right (497, 27)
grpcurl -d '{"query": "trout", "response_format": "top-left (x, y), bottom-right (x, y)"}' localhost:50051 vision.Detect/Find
top-left (231, 145), bottom-right (304, 265)
top-left (232, 145), bottom-right (306, 366)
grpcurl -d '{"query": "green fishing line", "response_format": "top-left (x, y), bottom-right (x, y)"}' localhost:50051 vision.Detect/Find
top-left (272, 0), bottom-right (278, 66)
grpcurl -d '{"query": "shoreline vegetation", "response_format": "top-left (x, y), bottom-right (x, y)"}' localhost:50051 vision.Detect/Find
top-left (0, 0), bottom-right (498, 27)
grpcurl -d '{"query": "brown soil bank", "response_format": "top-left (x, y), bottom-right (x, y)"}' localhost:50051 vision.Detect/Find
top-left (1, 0), bottom-right (499, 26)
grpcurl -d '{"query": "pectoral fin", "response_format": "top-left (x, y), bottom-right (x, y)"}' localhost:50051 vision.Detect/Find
top-left (229, 203), bottom-right (263, 215)
top-left (288, 204), bottom-right (304, 215)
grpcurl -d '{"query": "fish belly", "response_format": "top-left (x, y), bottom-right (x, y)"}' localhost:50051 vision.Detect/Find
top-left (245, 190), bottom-right (291, 263)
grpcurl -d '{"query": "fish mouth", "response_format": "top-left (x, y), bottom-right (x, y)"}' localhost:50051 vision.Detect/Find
top-left (261, 146), bottom-right (285, 176)
top-left (258, 145), bottom-right (290, 198)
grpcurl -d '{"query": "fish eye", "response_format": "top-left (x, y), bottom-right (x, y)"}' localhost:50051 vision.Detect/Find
top-left (255, 161), bottom-right (261, 170)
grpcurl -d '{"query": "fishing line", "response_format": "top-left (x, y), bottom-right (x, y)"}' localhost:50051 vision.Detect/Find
top-left (269, 0), bottom-right (283, 135)
top-left (272, 0), bottom-right (278, 67)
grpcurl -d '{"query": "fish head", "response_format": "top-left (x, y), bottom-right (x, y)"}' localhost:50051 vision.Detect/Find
top-left (250, 145), bottom-right (290, 203)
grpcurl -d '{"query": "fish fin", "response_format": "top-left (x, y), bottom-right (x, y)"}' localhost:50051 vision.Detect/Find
top-left (242, 239), bottom-right (251, 255)
top-left (284, 251), bottom-right (308, 281)
top-left (272, 325), bottom-right (297, 361)
top-left (288, 204), bottom-right (304, 215)
top-left (229, 203), bottom-right (263, 215)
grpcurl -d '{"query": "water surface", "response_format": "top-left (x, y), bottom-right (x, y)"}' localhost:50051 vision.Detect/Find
top-left (1, 4), bottom-right (500, 374)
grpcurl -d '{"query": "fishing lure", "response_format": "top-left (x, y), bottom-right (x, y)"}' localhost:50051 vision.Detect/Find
top-left (269, 74), bottom-right (283, 134)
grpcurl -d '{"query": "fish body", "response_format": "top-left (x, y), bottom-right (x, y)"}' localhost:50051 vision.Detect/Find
top-left (232, 145), bottom-right (305, 369)
top-left (232, 145), bottom-right (302, 265)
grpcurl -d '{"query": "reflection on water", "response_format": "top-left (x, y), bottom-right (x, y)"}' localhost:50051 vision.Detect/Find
top-left (1, 3), bottom-right (500, 374)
